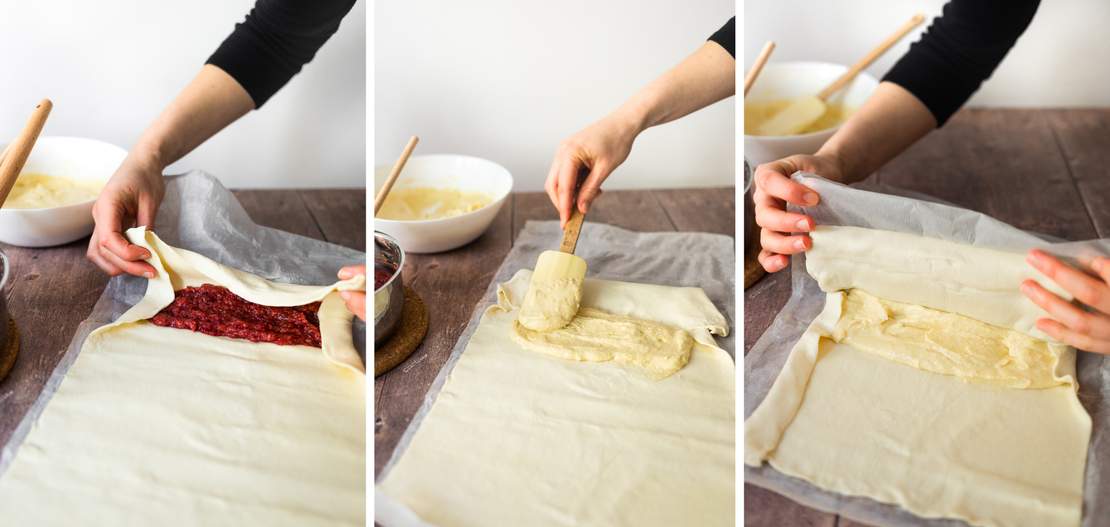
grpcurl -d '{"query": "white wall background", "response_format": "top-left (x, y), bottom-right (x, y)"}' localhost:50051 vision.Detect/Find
top-left (375, 0), bottom-right (735, 192)
top-left (0, 0), bottom-right (366, 188)
top-left (745, 1), bottom-right (1110, 107)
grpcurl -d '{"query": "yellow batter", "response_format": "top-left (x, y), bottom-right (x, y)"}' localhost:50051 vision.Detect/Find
top-left (833, 289), bottom-right (1065, 389)
top-left (4, 173), bottom-right (103, 209)
top-left (517, 276), bottom-right (582, 331)
top-left (377, 187), bottom-right (492, 220)
top-left (512, 307), bottom-right (694, 379)
top-left (744, 100), bottom-right (855, 136)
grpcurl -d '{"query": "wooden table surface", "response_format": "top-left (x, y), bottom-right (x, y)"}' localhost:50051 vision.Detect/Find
top-left (374, 187), bottom-right (735, 475)
top-left (744, 108), bottom-right (1110, 526)
top-left (0, 188), bottom-right (366, 451)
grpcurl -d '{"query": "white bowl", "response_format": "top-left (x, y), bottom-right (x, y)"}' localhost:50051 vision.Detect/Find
top-left (744, 62), bottom-right (879, 167)
top-left (0, 136), bottom-right (126, 247)
top-left (374, 154), bottom-right (512, 253)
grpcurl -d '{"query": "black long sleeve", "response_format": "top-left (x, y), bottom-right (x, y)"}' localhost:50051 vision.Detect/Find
top-left (207, 0), bottom-right (356, 108)
top-left (708, 17), bottom-right (735, 58)
top-left (882, 0), bottom-right (1038, 125)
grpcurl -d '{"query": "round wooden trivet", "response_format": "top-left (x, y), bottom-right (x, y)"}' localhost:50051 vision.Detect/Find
top-left (0, 319), bottom-right (20, 382)
top-left (375, 286), bottom-right (428, 377)
top-left (743, 237), bottom-right (766, 289)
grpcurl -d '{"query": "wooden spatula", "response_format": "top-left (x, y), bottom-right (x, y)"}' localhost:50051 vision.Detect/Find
top-left (744, 41), bottom-right (776, 97)
top-left (755, 14), bottom-right (924, 136)
top-left (0, 99), bottom-right (53, 206)
top-left (374, 135), bottom-right (419, 215)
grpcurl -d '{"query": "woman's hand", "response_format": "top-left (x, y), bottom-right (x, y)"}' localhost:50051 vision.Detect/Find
top-left (1022, 250), bottom-right (1110, 354)
top-left (86, 154), bottom-right (166, 277)
top-left (338, 265), bottom-right (366, 321)
top-left (545, 114), bottom-right (639, 227)
top-left (753, 154), bottom-right (843, 273)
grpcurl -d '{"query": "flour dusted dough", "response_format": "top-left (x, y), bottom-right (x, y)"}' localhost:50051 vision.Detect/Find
top-left (378, 270), bottom-right (734, 527)
top-left (745, 226), bottom-right (1091, 527)
top-left (0, 227), bottom-right (366, 526)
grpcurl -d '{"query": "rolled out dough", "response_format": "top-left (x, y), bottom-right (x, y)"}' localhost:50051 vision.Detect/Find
top-left (378, 269), bottom-right (734, 527)
top-left (745, 226), bottom-right (1091, 527)
top-left (0, 227), bottom-right (366, 526)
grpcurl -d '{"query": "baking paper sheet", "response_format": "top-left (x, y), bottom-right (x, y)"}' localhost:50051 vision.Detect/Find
top-left (745, 173), bottom-right (1110, 527)
top-left (376, 220), bottom-right (736, 526)
top-left (0, 170), bottom-right (365, 474)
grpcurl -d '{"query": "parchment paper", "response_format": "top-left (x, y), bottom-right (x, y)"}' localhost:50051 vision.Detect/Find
top-left (0, 170), bottom-right (366, 474)
top-left (376, 220), bottom-right (735, 525)
top-left (745, 173), bottom-right (1110, 527)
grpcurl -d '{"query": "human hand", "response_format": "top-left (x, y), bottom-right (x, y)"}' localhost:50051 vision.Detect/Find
top-left (753, 154), bottom-right (844, 273)
top-left (545, 113), bottom-right (641, 227)
top-left (338, 265), bottom-right (366, 321)
top-left (1021, 250), bottom-right (1110, 354)
top-left (86, 154), bottom-right (166, 277)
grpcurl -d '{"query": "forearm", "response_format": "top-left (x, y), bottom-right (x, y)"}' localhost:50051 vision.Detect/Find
top-left (130, 65), bottom-right (255, 170)
top-left (611, 42), bottom-right (736, 136)
top-left (817, 81), bottom-right (936, 183)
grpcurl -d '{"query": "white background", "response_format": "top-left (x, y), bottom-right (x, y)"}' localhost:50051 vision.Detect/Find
top-left (0, 0), bottom-right (366, 188)
top-left (375, 0), bottom-right (735, 192)
top-left (744, 1), bottom-right (1110, 107)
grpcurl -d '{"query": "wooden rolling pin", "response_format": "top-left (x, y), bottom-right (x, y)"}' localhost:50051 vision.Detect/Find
top-left (0, 99), bottom-right (52, 206)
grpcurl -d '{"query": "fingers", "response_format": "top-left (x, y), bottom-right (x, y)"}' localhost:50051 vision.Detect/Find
top-left (1027, 250), bottom-right (1110, 315)
top-left (340, 291), bottom-right (367, 321)
top-left (755, 204), bottom-right (814, 233)
top-left (86, 232), bottom-right (124, 276)
top-left (137, 194), bottom-right (160, 230)
top-left (754, 163), bottom-right (820, 207)
top-left (758, 249), bottom-right (789, 273)
top-left (1022, 279), bottom-right (1110, 340)
top-left (760, 228), bottom-right (811, 256)
top-left (576, 161), bottom-right (611, 214)
top-left (338, 264), bottom-right (366, 280)
top-left (555, 158), bottom-right (580, 228)
top-left (1036, 317), bottom-right (1110, 354)
top-left (544, 160), bottom-right (560, 210)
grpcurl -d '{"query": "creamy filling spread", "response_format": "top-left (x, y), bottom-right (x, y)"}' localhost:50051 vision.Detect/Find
top-left (517, 276), bottom-right (582, 331)
top-left (834, 288), bottom-right (1064, 389)
top-left (512, 307), bottom-right (694, 380)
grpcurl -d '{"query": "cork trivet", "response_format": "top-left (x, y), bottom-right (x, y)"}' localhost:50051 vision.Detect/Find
top-left (375, 286), bottom-right (428, 377)
top-left (743, 237), bottom-right (766, 289)
top-left (0, 319), bottom-right (20, 382)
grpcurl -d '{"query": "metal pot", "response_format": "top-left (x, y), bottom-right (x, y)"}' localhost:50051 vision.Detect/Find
top-left (374, 231), bottom-right (405, 344)
top-left (743, 158), bottom-right (757, 253)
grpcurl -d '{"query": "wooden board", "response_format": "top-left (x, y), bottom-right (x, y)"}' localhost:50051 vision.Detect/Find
top-left (0, 189), bottom-right (365, 451)
top-left (745, 108), bottom-right (1109, 526)
top-left (374, 187), bottom-right (736, 475)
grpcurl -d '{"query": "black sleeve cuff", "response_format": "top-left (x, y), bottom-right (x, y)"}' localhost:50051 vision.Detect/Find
top-left (708, 17), bottom-right (735, 58)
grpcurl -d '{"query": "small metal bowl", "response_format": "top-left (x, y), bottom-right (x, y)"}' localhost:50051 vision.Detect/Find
top-left (374, 231), bottom-right (405, 344)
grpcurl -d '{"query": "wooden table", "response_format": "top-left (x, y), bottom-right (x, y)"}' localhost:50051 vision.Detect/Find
top-left (0, 189), bottom-right (366, 450)
top-left (375, 188), bottom-right (735, 475)
top-left (744, 108), bottom-right (1110, 526)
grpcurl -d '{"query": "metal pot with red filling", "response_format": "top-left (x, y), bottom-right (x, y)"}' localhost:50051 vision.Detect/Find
top-left (374, 231), bottom-right (404, 344)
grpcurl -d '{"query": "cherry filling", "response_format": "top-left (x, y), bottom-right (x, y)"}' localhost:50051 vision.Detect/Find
top-left (150, 284), bottom-right (322, 347)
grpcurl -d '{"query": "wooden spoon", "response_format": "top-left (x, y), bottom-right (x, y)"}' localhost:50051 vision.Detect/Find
top-left (374, 135), bottom-right (419, 215)
top-left (744, 41), bottom-right (776, 96)
top-left (755, 14), bottom-right (925, 136)
top-left (0, 99), bottom-right (53, 206)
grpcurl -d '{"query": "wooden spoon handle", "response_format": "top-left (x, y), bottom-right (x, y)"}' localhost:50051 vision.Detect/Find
top-left (374, 135), bottom-right (419, 215)
top-left (744, 41), bottom-right (776, 96)
top-left (817, 14), bottom-right (925, 100)
top-left (0, 99), bottom-right (52, 207)
top-left (559, 207), bottom-right (585, 254)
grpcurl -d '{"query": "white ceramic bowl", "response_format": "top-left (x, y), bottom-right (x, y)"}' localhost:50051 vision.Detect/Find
top-left (744, 62), bottom-right (879, 167)
top-left (374, 154), bottom-right (512, 253)
top-left (0, 136), bottom-right (125, 247)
